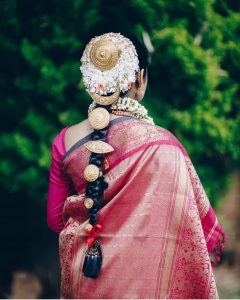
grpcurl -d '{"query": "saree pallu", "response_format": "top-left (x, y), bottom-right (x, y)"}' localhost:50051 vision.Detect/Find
top-left (59, 117), bottom-right (225, 299)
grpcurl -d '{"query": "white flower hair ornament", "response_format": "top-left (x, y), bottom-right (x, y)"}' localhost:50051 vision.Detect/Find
top-left (80, 32), bottom-right (140, 105)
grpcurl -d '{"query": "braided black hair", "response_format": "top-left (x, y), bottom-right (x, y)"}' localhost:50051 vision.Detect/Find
top-left (82, 33), bottom-right (150, 278)
top-left (85, 104), bottom-right (111, 227)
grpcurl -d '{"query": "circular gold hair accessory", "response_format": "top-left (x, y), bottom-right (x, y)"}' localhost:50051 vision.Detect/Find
top-left (88, 107), bottom-right (110, 130)
top-left (90, 39), bottom-right (121, 71)
top-left (84, 198), bottom-right (94, 209)
top-left (84, 164), bottom-right (100, 182)
top-left (84, 140), bottom-right (115, 154)
top-left (85, 223), bottom-right (93, 231)
top-left (89, 87), bottom-right (120, 106)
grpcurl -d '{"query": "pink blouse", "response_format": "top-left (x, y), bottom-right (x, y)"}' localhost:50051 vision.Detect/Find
top-left (47, 126), bottom-right (71, 233)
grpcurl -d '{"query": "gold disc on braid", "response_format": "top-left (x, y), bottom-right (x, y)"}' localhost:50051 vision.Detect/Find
top-left (90, 39), bottom-right (121, 71)
top-left (84, 164), bottom-right (101, 182)
top-left (89, 87), bottom-right (120, 106)
top-left (88, 107), bottom-right (110, 130)
top-left (85, 223), bottom-right (93, 232)
top-left (84, 197), bottom-right (94, 209)
top-left (84, 140), bottom-right (114, 154)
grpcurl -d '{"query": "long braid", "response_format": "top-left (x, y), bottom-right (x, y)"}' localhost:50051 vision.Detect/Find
top-left (85, 105), bottom-right (111, 225)
top-left (80, 32), bottom-right (149, 279)
top-left (82, 104), bottom-right (112, 278)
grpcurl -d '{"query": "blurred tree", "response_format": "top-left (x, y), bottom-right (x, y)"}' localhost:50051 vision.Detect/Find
top-left (0, 0), bottom-right (239, 297)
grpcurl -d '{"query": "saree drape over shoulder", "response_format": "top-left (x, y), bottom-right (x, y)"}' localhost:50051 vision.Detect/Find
top-left (53, 116), bottom-right (224, 299)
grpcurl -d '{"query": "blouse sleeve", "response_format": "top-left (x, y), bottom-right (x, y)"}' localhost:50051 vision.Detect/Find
top-left (47, 127), bottom-right (71, 233)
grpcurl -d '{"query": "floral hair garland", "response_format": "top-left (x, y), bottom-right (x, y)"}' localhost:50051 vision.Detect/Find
top-left (88, 97), bottom-right (155, 125)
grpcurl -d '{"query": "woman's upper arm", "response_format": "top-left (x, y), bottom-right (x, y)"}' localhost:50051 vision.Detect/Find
top-left (47, 128), bottom-right (71, 233)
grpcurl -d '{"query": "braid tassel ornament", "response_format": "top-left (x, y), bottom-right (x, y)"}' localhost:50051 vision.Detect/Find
top-left (82, 224), bottom-right (103, 278)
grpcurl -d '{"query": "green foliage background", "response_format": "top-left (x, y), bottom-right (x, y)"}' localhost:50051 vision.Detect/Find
top-left (0, 0), bottom-right (239, 297)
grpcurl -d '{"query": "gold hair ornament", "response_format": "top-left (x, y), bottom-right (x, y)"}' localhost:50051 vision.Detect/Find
top-left (90, 39), bottom-right (121, 71)
top-left (84, 198), bottom-right (94, 209)
top-left (88, 107), bottom-right (110, 130)
top-left (89, 87), bottom-right (120, 106)
top-left (85, 223), bottom-right (94, 231)
top-left (83, 164), bottom-right (101, 182)
top-left (84, 140), bottom-right (115, 154)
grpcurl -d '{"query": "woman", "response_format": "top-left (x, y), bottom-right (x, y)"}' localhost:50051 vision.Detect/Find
top-left (47, 32), bottom-right (225, 299)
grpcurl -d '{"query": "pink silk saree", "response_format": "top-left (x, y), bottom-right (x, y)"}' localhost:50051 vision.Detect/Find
top-left (59, 116), bottom-right (225, 299)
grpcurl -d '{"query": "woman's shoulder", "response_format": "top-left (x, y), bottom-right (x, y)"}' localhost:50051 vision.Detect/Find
top-left (153, 123), bottom-right (176, 137)
top-left (51, 126), bottom-right (70, 158)
top-left (51, 119), bottom-right (89, 156)
top-left (134, 121), bottom-right (179, 143)
top-left (152, 123), bottom-right (189, 157)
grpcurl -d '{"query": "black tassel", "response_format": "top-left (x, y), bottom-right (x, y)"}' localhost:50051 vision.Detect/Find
top-left (82, 239), bottom-right (102, 278)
